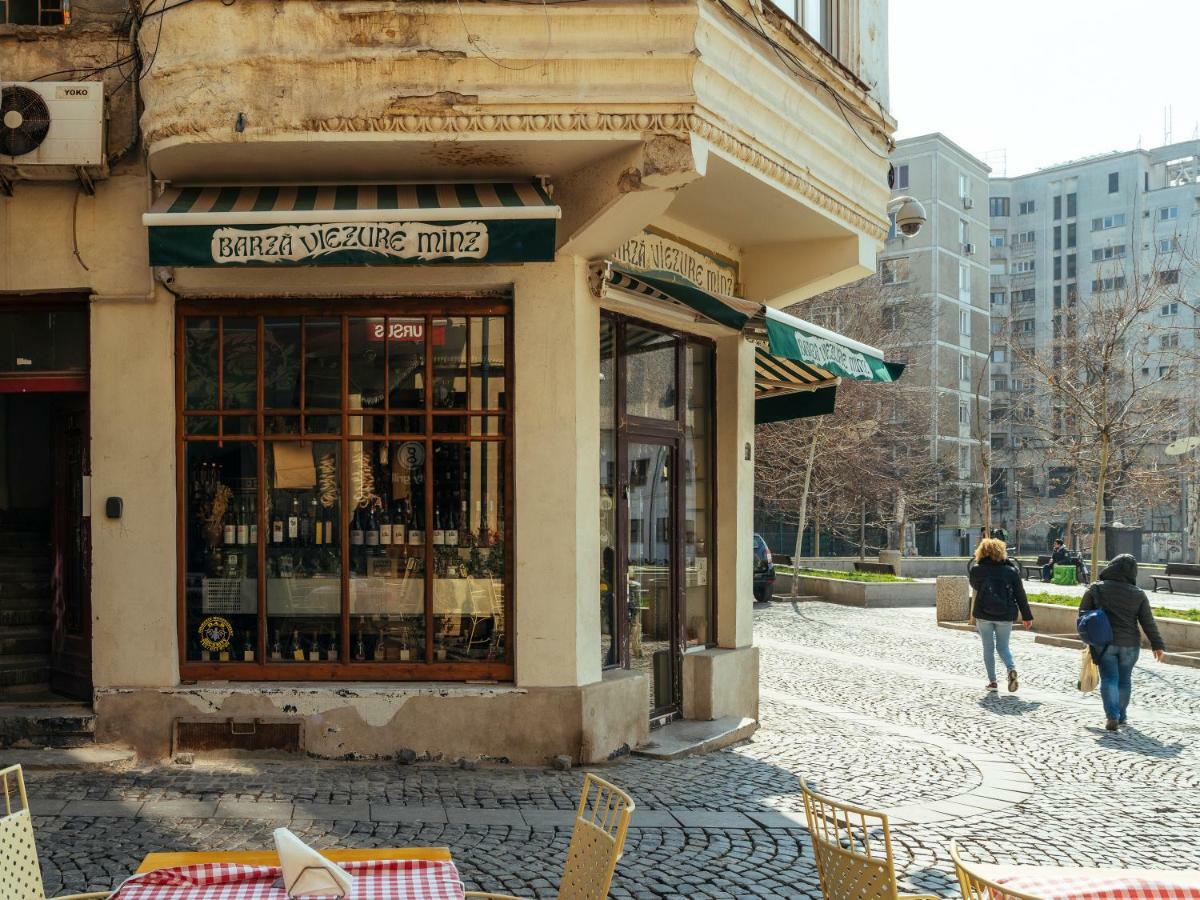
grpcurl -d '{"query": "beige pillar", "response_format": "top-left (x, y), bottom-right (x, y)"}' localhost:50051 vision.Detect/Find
top-left (714, 333), bottom-right (755, 649)
top-left (512, 256), bottom-right (602, 688)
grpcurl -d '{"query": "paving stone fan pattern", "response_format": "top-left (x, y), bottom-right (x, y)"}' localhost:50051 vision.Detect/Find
top-left (26, 604), bottom-right (1200, 898)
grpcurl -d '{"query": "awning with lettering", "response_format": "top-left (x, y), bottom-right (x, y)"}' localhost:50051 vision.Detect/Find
top-left (591, 262), bottom-right (904, 422)
top-left (144, 181), bottom-right (560, 267)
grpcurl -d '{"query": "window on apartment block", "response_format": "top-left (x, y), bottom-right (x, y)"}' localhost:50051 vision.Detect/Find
top-left (1160, 206), bottom-right (1179, 221)
top-left (776, 0), bottom-right (833, 51)
top-left (991, 347), bottom-right (1007, 363)
top-left (1161, 302), bottom-right (1179, 316)
top-left (1067, 255), bottom-right (1076, 279)
top-left (1053, 196), bottom-right (1062, 220)
top-left (1, 0), bottom-right (68, 25)
top-left (960, 310), bottom-right (971, 336)
top-left (1053, 257), bottom-right (1062, 280)
top-left (1091, 213), bottom-right (1125, 231)
top-left (1092, 276), bottom-right (1126, 292)
top-left (991, 433), bottom-right (1006, 449)
top-left (959, 446), bottom-right (971, 478)
top-left (1066, 193), bottom-right (1077, 217)
top-left (1158, 269), bottom-right (1180, 285)
top-left (990, 261), bottom-right (1007, 276)
top-left (1053, 285), bottom-right (1062, 308)
top-left (990, 234), bottom-right (1005, 248)
top-left (1159, 237), bottom-right (1179, 254)
top-left (960, 354), bottom-right (971, 381)
top-left (1092, 244), bottom-right (1126, 261)
top-left (1012, 260), bottom-right (1035, 274)
top-left (892, 164), bottom-right (909, 190)
top-left (1014, 289), bottom-right (1036, 303)
top-left (1066, 223), bottom-right (1076, 248)
top-left (1053, 228), bottom-right (1062, 251)
top-left (1108, 172), bottom-right (1119, 193)
top-left (959, 263), bottom-right (971, 302)
top-left (990, 290), bottom-right (1006, 306)
top-left (960, 219), bottom-right (970, 244)
top-left (960, 174), bottom-right (970, 202)
top-left (882, 305), bottom-right (901, 331)
top-left (1018, 200), bottom-right (1035, 215)
top-left (990, 197), bottom-right (1010, 217)
top-left (880, 257), bottom-right (911, 285)
top-left (178, 306), bottom-right (513, 678)
top-left (1161, 332), bottom-right (1180, 350)
top-left (1018, 319), bottom-right (1035, 333)
top-left (959, 401), bottom-right (970, 425)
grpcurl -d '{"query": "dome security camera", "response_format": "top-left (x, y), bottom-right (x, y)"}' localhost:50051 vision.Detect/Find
top-left (889, 196), bottom-right (927, 237)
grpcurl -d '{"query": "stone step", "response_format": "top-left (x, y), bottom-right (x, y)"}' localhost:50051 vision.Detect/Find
top-left (633, 716), bottom-right (758, 760)
top-left (0, 654), bottom-right (51, 688)
top-left (0, 703), bottom-right (96, 749)
top-left (0, 746), bottom-right (133, 769)
top-left (0, 626), bottom-right (52, 656)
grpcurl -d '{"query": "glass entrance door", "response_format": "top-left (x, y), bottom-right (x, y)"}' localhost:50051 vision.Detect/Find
top-left (625, 439), bottom-right (679, 719)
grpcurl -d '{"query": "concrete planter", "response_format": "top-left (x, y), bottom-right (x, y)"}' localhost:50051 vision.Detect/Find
top-left (775, 573), bottom-right (935, 608)
top-left (935, 576), bottom-right (970, 622)
top-left (1027, 601), bottom-right (1200, 653)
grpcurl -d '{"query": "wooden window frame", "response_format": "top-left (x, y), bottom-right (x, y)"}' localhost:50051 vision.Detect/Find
top-left (175, 298), bottom-right (514, 683)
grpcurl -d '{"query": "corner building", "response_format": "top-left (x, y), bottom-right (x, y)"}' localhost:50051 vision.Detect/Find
top-left (1, 0), bottom-right (897, 761)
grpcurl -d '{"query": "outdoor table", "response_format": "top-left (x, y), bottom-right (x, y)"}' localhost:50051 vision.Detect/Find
top-left (977, 861), bottom-right (1200, 900)
top-left (117, 847), bottom-right (464, 899)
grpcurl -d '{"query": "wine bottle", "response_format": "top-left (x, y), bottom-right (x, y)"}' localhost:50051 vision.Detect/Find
top-left (301, 497), bottom-right (315, 545)
top-left (314, 501), bottom-right (324, 546)
top-left (458, 500), bottom-right (469, 547)
top-left (355, 629), bottom-right (366, 661)
top-left (243, 630), bottom-right (255, 662)
top-left (249, 497), bottom-right (258, 545)
top-left (271, 629), bottom-right (282, 660)
top-left (291, 628), bottom-right (305, 661)
top-left (366, 504), bottom-right (380, 547)
top-left (408, 504), bottom-right (423, 545)
top-left (393, 500), bottom-right (407, 545)
top-left (350, 506), bottom-right (365, 546)
top-left (236, 498), bottom-right (250, 545)
top-left (446, 504), bottom-right (458, 547)
top-left (326, 625), bottom-right (339, 662)
top-left (223, 499), bottom-right (236, 545)
top-left (379, 504), bottom-right (393, 546)
top-left (288, 496), bottom-right (300, 544)
top-left (324, 506), bottom-right (337, 545)
top-left (432, 507), bottom-right (445, 546)
top-left (309, 629), bottom-right (321, 661)
top-left (272, 499), bottom-right (284, 544)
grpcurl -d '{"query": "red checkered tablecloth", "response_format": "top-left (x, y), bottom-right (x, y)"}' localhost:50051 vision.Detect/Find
top-left (111, 858), bottom-right (465, 900)
top-left (993, 870), bottom-right (1200, 900)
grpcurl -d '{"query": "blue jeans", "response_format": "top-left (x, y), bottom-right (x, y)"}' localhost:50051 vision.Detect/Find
top-left (976, 620), bottom-right (1015, 683)
top-left (1097, 644), bottom-right (1140, 722)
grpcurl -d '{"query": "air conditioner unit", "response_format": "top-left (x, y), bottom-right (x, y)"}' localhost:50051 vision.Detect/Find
top-left (962, 196), bottom-right (974, 209)
top-left (1, 81), bottom-right (105, 180)
top-left (963, 242), bottom-right (976, 255)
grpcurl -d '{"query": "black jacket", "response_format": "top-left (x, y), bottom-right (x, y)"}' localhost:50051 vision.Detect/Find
top-left (1051, 546), bottom-right (1069, 565)
top-left (969, 558), bottom-right (1033, 622)
top-left (1079, 555), bottom-right (1165, 651)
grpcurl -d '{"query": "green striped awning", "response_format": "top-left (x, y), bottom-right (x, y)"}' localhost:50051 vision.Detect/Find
top-left (145, 181), bottom-right (560, 267)
top-left (591, 261), bottom-right (904, 422)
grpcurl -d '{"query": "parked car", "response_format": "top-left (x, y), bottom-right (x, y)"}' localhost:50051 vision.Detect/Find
top-left (753, 533), bottom-right (776, 602)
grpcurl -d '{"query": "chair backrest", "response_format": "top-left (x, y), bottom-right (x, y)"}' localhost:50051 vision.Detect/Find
top-left (801, 779), bottom-right (899, 900)
top-left (557, 773), bottom-right (634, 900)
top-left (0, 764), bottom-right (47, 900)
top-left (949, 842), bottom-right (1041, 900)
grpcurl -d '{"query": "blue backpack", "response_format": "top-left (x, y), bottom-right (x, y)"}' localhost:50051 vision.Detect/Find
top-left (1076, 586), bottom-right (1113, 647)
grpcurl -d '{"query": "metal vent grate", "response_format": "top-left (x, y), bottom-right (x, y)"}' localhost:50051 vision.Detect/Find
top-left (174, 719), bottom-right (302, 753)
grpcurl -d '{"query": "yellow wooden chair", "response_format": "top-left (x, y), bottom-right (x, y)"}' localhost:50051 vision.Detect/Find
top-left (466, 773), bottom-right (634, 900)
top-left (800, 779), bottom-right (938, 900)
top-left (949, 841), bottom-right (1041, 900)
top-left (1, 764), bottom-right (110, 900)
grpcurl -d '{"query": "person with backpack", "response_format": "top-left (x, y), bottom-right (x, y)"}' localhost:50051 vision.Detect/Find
top-left (968, 538), bottom-right (1034, 692)
top-left (1077, 554), bottom-right (1166, 731)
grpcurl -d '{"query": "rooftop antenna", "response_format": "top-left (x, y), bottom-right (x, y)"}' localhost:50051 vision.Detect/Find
top-left (1164, 105), bottom-right (1173, 146)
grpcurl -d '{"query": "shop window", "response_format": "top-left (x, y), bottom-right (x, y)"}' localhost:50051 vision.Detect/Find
top-left (2, 0), bottom-right (68, 25)
top-left (599, 318), bottom-right (618, 669)
top-left (684, 341), bottom-right (714, 649)
top-left (0, 309), bottom-right (87, 376)
top-left (179, 307), bottom-right (511, 679)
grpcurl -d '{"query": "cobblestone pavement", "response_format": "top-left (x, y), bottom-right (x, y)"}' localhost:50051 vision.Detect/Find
top-left (25, 603), bottom-right (1200, 898)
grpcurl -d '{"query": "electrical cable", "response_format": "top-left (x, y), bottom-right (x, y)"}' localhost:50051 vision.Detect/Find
top-left (455, 0), bottom-right (552, 72)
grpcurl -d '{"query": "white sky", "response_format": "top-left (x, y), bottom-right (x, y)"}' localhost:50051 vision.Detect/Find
top-left (889, 0), bottom-right (1200, 177)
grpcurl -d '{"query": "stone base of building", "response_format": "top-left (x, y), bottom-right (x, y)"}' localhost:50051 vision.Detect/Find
top-left (681, 646), bottom-right (760, 722)
top-left (94, 670), bottom-right (649, 765)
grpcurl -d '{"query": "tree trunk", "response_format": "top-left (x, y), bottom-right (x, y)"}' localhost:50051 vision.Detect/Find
top-left (894, 488), bottom-right (908, 555)
top-left (814, 503), bottom-right (822, 559)
top-left (1091, 431), bottom-right (1111, 580)
top-left (859, 499), bottom-right (867, 560)
top-left (790, 427), bottom-right (820, 598)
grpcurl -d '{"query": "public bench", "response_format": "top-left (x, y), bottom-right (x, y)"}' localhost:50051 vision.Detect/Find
top-left (1021, 556), bottom-right (1052, 580)
top-left (1151, 563), bottom-right (1200, 594)
top-left (853, 561), bottom-right (896, 576)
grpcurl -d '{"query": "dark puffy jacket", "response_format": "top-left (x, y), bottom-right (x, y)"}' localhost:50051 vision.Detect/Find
top-left (1079, 555), bottom-right (1165, 651)
top-left (969, 557), bottom-right (1033, 622)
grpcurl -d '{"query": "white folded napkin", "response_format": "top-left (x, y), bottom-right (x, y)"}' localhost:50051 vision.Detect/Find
top-left (273, 827), bottom-right (355, 898)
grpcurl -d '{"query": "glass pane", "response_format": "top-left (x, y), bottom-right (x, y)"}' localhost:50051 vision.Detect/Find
top-left (185, 416), bottom-right (217, 436)
top-left (433, 441), bottom-right (505, 662)
top-left (627, 442), bottom-right (673, 712)
top-left (432, 415), bottom-right (467, 435)
top-left (432, 317), bottom-right (467, 410)
top-left (265, 415), bottom-right (301, 436)
top-left (469, 416), bottom-right (502, 436)
top-left (223, 415), bottom-right (256, 436)
top-left (184, 443), bottom-right (259, 662)
top-left (386, 317), bottom-right (425, 410)
top-left (469, 316), bottom-right (506, 409)
top-left (304, 318), bottom-right (342, 409)
top-left (222, 317), bottom-right (258, 410)
top-left (684, 342), bottom-right (713, 648)
top-left (349, 316), bottom-right (386, 414)
top-left (389, 414), bottom-right (424, 434)
top-left (263, 317), bottom-right (301, 409)
top-left (184, 317), bottom-right (219, 410)
top-left (349, 415), bottom-right (385, 436)
top-left (265, 441), bottom-right (342, 662)
top-left (306, 415), bottom-right (341, 435)
top-left (350, 439), bottom-right (426, 662)
top-left (625, 325), bottom-right (676, 420)
top-left (599, 319), bottom-right (618, 668)
top-left (0, 310), bottom-right (87, 375)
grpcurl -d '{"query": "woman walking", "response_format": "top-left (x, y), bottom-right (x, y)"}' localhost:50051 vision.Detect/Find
top-left (968, 538), bottom-right (1034, 691)
top-left (1079, 554), bottom-right (1166, 731)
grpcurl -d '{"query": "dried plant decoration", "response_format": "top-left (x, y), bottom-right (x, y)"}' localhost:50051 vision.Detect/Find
top-left (318, 453), bottom-right (338, 508)
top-left (205, 484), bottom-right (233, 547)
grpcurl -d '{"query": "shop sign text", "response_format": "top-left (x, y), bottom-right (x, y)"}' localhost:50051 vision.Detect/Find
top-left (210, 221), bottom-right (490, 265)
top-left (613, 231), bottom-right (738, 295)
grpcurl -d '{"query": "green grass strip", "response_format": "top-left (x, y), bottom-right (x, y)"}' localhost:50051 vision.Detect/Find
top-left (1026, 592), bottom-right (1200, 623)
top-left (777, 566), bottom-right (914, 583)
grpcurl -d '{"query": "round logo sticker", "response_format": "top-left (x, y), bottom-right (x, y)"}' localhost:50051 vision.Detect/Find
top-left (395, 441), bottom-right (425, 471)
top-left (198, 616), bottom-right (234, 652)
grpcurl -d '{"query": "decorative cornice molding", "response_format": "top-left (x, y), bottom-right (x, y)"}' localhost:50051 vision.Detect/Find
top-left (145, 105), bottom-right (887, 241)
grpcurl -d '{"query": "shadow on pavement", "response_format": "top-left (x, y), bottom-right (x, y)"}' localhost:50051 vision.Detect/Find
top-left (1088, 725), bottom-right (1185, 758)
top-left (977, 694), bottom-right (1043, 716)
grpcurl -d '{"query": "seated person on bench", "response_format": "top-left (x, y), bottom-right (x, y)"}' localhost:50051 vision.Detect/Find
top-left (1042, 539), bottom-right (1068, 581)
